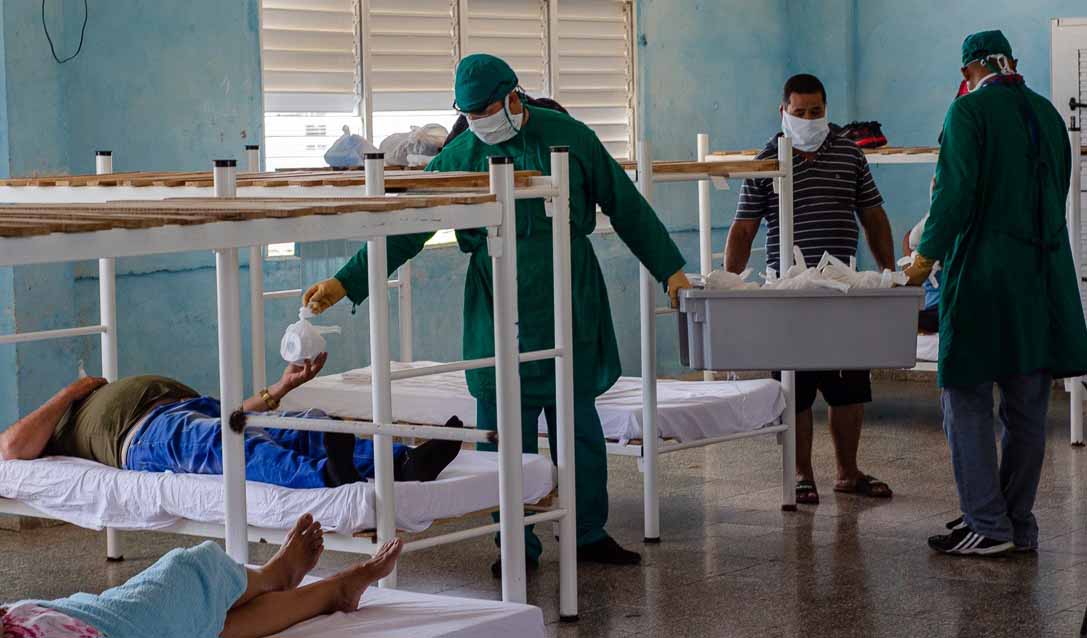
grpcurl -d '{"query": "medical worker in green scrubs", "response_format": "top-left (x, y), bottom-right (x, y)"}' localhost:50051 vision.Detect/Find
top-left (304, 54), bottom-right (692, 573)
top-left (905, 31), bottom-right (1087, 556)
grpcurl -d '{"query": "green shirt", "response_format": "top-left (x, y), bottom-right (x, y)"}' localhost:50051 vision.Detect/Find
top-left (918, 81), bottom-right (1087, 387)
top-left (46, 375), bottom-right (198, 467)
top-left (335, 106), bottom-right (685, 403)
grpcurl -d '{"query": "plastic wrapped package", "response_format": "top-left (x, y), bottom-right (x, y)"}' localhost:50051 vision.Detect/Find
top-left (280, 307), bottom-right (341, 365)
top-left (324, 126), bottom-right (380, 168)
top-left (379, 124), bottom-right (449, 166)
top-left (704, 269), bottom-right (760, 291)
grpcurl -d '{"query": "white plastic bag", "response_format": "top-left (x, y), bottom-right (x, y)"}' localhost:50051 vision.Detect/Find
top-left (704, 269), bottom-right (760, 291)
top-left (379, 124), bottom-right (449, 166)
top-left (280, 307), bottom-right (341, 365)
top-left (324, 125), bottom-right (379, 168)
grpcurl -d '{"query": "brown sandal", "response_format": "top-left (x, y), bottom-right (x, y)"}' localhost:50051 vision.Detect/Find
top-left (834, 474), bottom-right (893, 498)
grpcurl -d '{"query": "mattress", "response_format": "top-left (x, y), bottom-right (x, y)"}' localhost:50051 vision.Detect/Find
top-left (0, 450), bottom-right (554, 535)
top-left (917, 334), bottom-right (939, 362)
top-left (282, 361), bottom-right (785, 444)
top-left (273, 585), bottom-right (545, 638)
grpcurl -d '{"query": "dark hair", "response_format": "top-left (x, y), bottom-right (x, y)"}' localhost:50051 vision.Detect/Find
top-left (782, 74), bottom-right (827, 105)
top-left (443, 93), bottom-right (569, 147)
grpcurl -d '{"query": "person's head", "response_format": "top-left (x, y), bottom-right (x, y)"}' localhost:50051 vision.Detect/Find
top-left (781, 74), bottom-right (827, 120)
top-left (960, 30), bottom-right (1017, 92)
top-left (453, 54), bottom-right (525, 145)
top-left (780, 74), bottom-right (829, 152)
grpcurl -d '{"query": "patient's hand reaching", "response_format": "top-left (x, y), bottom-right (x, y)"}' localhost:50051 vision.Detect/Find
top-left (278, 352), bottom-right (329, 396)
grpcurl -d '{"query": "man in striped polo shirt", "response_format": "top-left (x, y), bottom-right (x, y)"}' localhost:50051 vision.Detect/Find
top-left (724, 73), bottom-right (896, 506)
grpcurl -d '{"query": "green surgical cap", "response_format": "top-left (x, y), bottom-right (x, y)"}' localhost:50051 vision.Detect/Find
top-left (961, 30), bottom-right (1013, 67)
top-left (454, 54), bottom-right (519, 113)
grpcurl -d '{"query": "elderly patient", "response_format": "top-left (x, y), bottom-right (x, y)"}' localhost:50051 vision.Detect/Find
top-left (0, 352), bottom-right (462, 487)
top-left (1, 513), bottom-right (401, 638)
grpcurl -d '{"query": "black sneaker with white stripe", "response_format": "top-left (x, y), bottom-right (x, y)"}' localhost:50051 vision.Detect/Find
top-left (945, 515), bottom-right (1037, 552)
top-left (929, 524), bottom-right (1013, 556)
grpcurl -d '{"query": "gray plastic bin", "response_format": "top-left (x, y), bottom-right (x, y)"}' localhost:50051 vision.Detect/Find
top-left (677, 287), bottom-right (924, 371)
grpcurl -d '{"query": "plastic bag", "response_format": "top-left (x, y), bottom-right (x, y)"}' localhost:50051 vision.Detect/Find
top-left (280, 307), bottom-right (341, 365)
top-left (704, 269), bottom-right (760, 291)
top-left (379, 124), bottom-right (449, 166)
top-left (324, 125), bottom-right (379, 168)
top-left (817, 252), bottom-right (906, 289)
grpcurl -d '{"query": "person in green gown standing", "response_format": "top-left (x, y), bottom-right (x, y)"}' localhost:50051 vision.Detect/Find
top-left (905, 30), bottom-right (1087, 556)
top-left (304, 54), bottom-right (692, 573)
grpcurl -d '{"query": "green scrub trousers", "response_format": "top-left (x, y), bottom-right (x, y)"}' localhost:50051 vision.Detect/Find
top-left (476, 397), bottom-right (608, 562)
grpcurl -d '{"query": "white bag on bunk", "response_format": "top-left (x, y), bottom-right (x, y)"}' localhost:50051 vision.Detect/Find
top-left (280, 307), bottom-right (341, 365)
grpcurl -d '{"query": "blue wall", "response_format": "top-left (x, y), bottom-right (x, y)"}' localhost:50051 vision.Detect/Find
top-left (3, 1), bottom-right (1086, 424)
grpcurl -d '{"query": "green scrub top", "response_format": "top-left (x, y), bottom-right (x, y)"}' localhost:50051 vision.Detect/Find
top-left (334, 105), bottom-right (685, 403)
top-left (918, 81), bottom-right (1087, 387)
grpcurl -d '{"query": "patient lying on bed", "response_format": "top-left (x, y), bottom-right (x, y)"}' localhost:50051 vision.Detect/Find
top-left (1, 513), bottom-right (401, 638)
top-left (0, 353), bottom-right (463, 488)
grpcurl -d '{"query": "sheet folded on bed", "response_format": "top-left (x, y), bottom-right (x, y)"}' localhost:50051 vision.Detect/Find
top-left (282, 362), bottom-right (785, 444)
top-left (916, 333), bottom-right (939, 362)
top-left (273, 584), bottom-right (546, 638)
top-left (0, 451), bottom-right (553, 535)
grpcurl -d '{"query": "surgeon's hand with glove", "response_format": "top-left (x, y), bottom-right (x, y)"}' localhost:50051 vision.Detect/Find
top-left (667, 271), bottom-right (693, 308)
top-left (902, 253), bottom-right (936, 287)
top-left (304, 277), bottom-right (347, 315)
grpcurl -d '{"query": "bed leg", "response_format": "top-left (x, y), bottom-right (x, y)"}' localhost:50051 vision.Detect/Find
top-left (105, 527), bottom-right (124, 562)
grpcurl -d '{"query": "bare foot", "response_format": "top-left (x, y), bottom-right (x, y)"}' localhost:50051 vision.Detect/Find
top-left (262, 513), bottom-right (324, 591)
top-left (331, 538), bottom-right (403, 613)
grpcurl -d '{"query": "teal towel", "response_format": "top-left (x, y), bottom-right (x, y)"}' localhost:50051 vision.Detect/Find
top-left (30, 540), bottom-right (246, 638)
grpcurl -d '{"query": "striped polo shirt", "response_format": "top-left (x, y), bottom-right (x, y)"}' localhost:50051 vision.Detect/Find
top-left (735, 132), bottom-right (883, 269)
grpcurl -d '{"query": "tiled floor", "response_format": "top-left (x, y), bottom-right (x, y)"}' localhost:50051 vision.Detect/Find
top-left (3, 380), bottom-right (1086, 637)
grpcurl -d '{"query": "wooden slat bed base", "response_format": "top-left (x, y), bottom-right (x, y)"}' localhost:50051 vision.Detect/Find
top-left (0, 194), bottom-right (497, 237)
top-left (617, 159), bottom-right (779, 174)
top-left (0, 170), bottom-right (541, 190)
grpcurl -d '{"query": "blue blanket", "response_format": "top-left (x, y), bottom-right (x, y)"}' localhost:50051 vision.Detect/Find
top-left (29, 540), bottom-right (246, 638)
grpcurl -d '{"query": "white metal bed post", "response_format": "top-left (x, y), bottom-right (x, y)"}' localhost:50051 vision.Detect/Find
top-left (214, 159), bottom-right (250, 562)
top-left (246, 146), bottom-right (267, 393)
top-left (96, 150), bottom-right (124, 562)
top-left (1069, 122), bottom-right (1085, 447)
top-left (550, 147), bottom-right (578, 621)
top-left (364, 152), bottom-right (400, 587)
top-left (636, 140), bottom-right (661, 543)
top-left (696, 134), bottom-right (713, 383)
top-left (776, 137), bottom-right (798, 511)
top-left (489, 156), bottom-right (528, 603)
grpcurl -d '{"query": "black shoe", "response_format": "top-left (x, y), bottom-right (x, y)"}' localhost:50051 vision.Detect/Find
top-left (928, 525), bottom-right (1013, 556)
top-left (395, 416), bottom-right (464, 482)
top-left (836, 120), bottom-right (888, 148)
top-left (490, 556), bottom-right (540, 579)
top-left (577, 536), bottom-right (641, 565)
top-left (945, 515), bottom-right (967, 531)
top-left (323, 432), bottom-right (364, 487)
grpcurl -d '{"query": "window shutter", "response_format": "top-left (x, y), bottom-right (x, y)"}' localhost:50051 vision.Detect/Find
top-left (463, 0), bottom-right (548, 98)
top-left (262, 0), bottom-right (360, 113)
top-left (366, 0), bottom-right (457, 112)
top-left (554, 0), bottom-right (633, 158)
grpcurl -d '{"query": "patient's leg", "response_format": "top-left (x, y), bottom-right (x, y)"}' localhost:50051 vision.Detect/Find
top-left (231, 514), bottom-right (325, 609)
top-left (221, 538), bottom-right (402, 638)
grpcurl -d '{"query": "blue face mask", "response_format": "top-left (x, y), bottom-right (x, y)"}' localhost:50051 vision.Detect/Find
top-left (468, 95), bottom-right (524, 145)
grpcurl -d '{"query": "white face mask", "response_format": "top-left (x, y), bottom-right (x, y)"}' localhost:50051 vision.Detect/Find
top-left (781, 111), bottom-right (829, 152)
top-left (468, 94), bottom-right (524, 145)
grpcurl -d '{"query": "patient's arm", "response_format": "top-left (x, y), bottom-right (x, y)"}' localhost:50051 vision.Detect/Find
top-left (0, 377), bottom-right (108, 460)
top-left (242, 352), bottom-right (328, 413)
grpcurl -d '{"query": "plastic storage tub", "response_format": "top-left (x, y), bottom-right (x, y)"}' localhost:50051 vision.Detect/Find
top-left (677, 287), bottom-right (924, 371)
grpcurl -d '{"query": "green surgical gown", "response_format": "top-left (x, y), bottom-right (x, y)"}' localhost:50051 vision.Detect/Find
top-left (918, 82), bottom-right (1087, 387)
top-left (334, 105), bottom-right (685, 403)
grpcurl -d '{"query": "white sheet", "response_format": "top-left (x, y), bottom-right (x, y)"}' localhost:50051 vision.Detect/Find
top-left (282, 362), bottom-right (785, 444)
top-left (273, 585), bottom-right (545, 638)
top-left (0, 450), bottom-right (553, 535)
top-left (917, 334), bottom-right (939, 362)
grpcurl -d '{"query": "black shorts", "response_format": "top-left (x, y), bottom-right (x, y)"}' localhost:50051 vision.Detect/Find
top-left (771, 370), bottom-right (872, 413)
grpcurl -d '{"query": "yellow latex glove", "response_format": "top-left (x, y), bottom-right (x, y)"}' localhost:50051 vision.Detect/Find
top-left (902, 254), bottom-right (936, 287)
top-left (303, 278), bottom-right (347, 315)
top-left (667, 270), bottom-right (693, 309)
